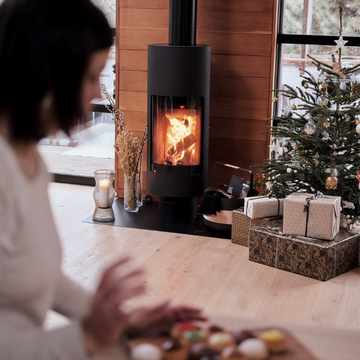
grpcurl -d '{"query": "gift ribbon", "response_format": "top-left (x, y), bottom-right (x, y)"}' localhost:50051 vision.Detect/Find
top-left (302, 192), bottom-right (324, 237)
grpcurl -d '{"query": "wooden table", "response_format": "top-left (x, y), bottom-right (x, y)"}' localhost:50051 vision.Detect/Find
top-left (95, 314), bottom-right (360, 360)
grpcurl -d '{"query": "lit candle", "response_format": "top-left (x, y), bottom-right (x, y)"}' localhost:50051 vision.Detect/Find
top-left (98, 179), bottom-right (110, 208)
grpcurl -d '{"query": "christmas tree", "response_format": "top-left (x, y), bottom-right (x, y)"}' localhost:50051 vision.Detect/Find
top-left (256, 2), bottom-right (360, 225)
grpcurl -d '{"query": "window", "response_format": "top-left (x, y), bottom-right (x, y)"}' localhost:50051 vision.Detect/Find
top-left (276, 0), bottom-right (360, 115)
top-left (38, 0), bottom-right (117, 184)
top-left (91, 0), bottom-right (116, 28)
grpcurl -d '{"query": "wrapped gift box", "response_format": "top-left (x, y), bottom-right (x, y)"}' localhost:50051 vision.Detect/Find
top-left (231, 208), bottom-right (282, 247)
top-left (244, 196), bottom-right (284, 219)
top-left (249, 221), bottom-right (359, 281)
top-left (283, 193), bottom-right (341, 240)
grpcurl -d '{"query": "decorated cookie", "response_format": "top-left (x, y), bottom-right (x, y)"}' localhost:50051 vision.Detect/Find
top-left (259, 329), bottom-right (287, 354)
top-left (181, 329), bottom-right (207, 345)
top-left (131, 343), bottom-right (162, 360)
top-left (238, 338), bottom-right (269, 360)
top-left (171, 322), bottom-right (201, 339)
top-left (208, 332), bottom-right (235, 352)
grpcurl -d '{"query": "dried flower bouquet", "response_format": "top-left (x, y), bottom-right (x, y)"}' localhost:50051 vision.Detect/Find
top-left (100, 84), bottom-right (147, 211)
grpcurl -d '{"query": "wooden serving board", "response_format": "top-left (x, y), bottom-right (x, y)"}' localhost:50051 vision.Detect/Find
top-left (128, 327), bottom-right (319, 360)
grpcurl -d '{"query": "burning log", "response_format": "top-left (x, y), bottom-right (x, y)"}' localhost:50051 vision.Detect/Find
top-left (167, 133), bottom-right (197, 157)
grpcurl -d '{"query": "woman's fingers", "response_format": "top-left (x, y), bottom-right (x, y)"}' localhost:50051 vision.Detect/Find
top-left (95, 257), bottom-right (145, 306)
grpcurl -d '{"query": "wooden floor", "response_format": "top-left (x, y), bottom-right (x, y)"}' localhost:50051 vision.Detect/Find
top-left (48, 182), bottom-right (360, 332)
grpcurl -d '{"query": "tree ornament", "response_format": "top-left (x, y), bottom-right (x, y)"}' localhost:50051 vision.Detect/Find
top-left (271, 136), bottom-right (276, 142)
top-left (355, 116), bottom-right (360, 126)
top-left (314, 152), bottom-right (320, 166)
top-left (304, 83), bottom-right (309, 89)
top-left (325, 172), bottom-right (338, 190)
top-left (286, 168), bottom-right (292, 174)
top-left (277, 142), bottom-right (284, 157)
top-left (318, 117), bottom-right (327, 127)
top-left (301, 130), bottom-right (308, 139)
top-left (293, 144), bottom-right (299, 151)
top-left (291, 160), bottom-right (300, 168)
top-left (323, 120), bottom-right (330, 128)
top-left (332, 62), bottom-right (346, 79)
top-left (340, 79), bottom-right (346, 90)
top-left (350, 73), bottom-right (357, 84)
top-left (322, 131), bottom-right (330, 140)
top-left (291, 104), bottom-right (297, 110)
top-left (299, 154), bottom-right (308, 164)
top-left (272, 97), bottom-right (278, 103)
top-left (334, 35), bottom-right (348, 51)
top-left (321, 82), bottom-right (328, 89)
top-left (332, 150), bottom-right (338, 157)
top-left (304, 120), bottom-right (316, 135)
top-left (356, 123), bottom-right (360, 134)
top-left (320, 97), bottom-right (328, 106)
top-left (357, 170), bottom-right (360, 189)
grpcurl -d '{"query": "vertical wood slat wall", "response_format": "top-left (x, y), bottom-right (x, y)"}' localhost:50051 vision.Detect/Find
top-left (115, 0), bottom-right (278, 195)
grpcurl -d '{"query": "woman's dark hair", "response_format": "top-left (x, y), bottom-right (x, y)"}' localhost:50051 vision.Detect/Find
top-left (0, 0), bottom-right (113, 142)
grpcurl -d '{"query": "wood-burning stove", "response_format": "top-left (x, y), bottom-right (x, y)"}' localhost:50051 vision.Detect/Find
top-left (147, 0), bottom-right (210, 220)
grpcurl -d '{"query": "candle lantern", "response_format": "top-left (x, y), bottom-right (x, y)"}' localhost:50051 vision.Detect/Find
top-left (93, 169), bottom-right (116, 222)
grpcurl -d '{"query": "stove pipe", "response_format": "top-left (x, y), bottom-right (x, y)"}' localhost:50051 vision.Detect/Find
top-left (169, 0), bottom-right (197, 46)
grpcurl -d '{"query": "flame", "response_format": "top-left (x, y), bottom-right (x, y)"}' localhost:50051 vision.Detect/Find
top-left (165, 113), bottom-right (197, 165)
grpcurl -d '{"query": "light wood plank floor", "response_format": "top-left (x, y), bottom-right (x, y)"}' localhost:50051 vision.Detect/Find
top-left (48, 182), bottom-right (360, 332)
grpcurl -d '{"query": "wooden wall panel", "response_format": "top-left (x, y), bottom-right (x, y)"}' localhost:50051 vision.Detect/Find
top-left (120, 0), bottom-right (273, 13)
top-left (116, 0), bottom-right (277, 195)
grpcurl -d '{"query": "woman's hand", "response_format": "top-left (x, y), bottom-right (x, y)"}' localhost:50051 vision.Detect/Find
top-left (124, 300), bottom-right (207, 339)
top-left (81, 257), bottom-right (145, 355)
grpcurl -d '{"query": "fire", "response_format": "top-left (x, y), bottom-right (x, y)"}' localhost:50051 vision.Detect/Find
top-left (165, 113), bottom-right (197, 165)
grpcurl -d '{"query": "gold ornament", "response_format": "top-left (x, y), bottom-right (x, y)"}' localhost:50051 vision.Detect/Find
top-left (271, 136), bottom-right (276, 142)
top-left (333, 151), bottom-right (338, 157)
top-left (304, 83), bottom-right (309, 89)
top-left (356, 173), bottom-right (360, 181)
top-left (355, 117), bottom-right (360, 126)
top-left (291, 104), bottom-right (297, 110)
top-left (321, 82), bottom-right (328, 89)
top-left (293, 144), bottom-right (299, 151)
top-left (272, 97), bottom-right (278, 103)
top-left (318, 117), bottom-right (327, 127)
top-left (323, 121), bottom-right (330, 128)
top-left (314, 152), bottom-right (320, 166)
top-left (325, 172), bottom-right (338, 190)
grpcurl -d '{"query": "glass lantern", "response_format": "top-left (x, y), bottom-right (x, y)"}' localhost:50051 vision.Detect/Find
top-left (93, 169), bottom-right (116, 222)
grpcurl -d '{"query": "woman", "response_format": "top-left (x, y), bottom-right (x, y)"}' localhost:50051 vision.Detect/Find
top-left (0, 0), bottom-right (204, 358)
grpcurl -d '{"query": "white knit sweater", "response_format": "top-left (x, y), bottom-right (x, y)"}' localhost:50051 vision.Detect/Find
top-left (0, 135), bottom-right (93, 359)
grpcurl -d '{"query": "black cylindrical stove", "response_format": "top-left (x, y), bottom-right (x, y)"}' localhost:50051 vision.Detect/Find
top-left (147, 0), bottom-right (210, 220)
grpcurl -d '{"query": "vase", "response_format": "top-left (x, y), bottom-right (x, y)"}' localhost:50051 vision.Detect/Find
top-left (124, 173), bottom-right (140, 213)
top-left (93, 169), bottom-right (116, 222)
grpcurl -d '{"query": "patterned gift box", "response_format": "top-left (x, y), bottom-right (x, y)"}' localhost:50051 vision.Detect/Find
top-left (283, 193), bottom-right (341, 240)
top-left (249, 221), bottom-right (359, 281)
top-left (231, 208), bottom-right (282, 247)
top-left (244, 196), bottom-right (284, 219)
